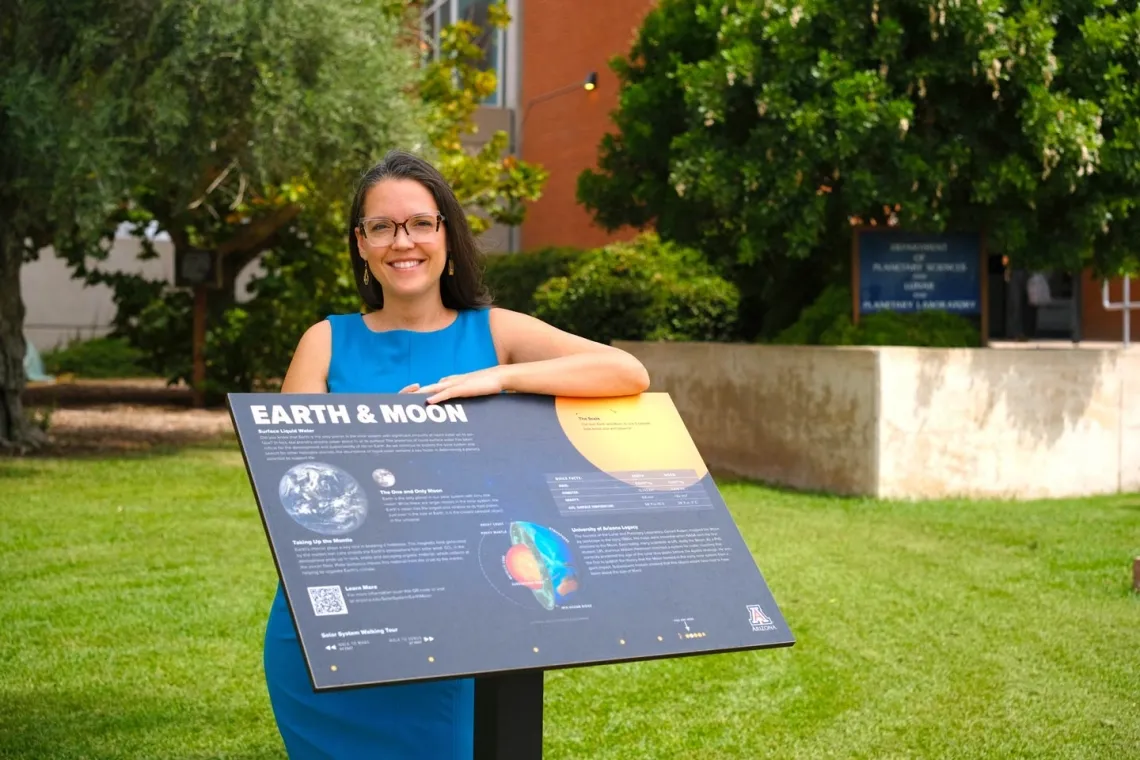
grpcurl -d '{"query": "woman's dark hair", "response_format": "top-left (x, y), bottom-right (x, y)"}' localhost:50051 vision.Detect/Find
top-left (348, 149), bottom-right (490, 311)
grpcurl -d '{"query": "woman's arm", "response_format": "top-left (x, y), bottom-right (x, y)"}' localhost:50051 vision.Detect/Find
top-left (415, 308), bottom-right (650, 404)
top-left (280, 320), bottom-right (331, 394)
top-left (491, 308), bottom-right (649, 396)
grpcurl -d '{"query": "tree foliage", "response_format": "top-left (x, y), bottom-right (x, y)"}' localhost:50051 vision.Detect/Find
top-left (0, 0), bottom-right (158, 447)
top-left (97, 1), bottom-right (548, 398)
top-left (578, 0), bottom-right (1140, 337)
top-left (81, 0), bottom-right (428, 297)
top-left (0, 0), bottom-right (144, 261)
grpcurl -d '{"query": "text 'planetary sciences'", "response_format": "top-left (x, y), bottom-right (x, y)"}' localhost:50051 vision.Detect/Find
top-left (249, 403), bottom-right (468, 426)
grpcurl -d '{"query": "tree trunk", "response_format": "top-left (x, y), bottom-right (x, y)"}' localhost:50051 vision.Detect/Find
top-left (0, 233), bottom-right (48, 451)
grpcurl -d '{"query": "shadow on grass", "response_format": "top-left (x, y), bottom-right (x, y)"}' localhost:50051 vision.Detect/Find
top-left (23, 378), bottom-right (195, 408)
top-left (5, 397), bottom-right (238, 463)
top-left (0, 438), bottom-right (239, 472)
top-left (0, 690), bottom-right (282, 760)
top-left (47, 435), bottom-right (239, 460)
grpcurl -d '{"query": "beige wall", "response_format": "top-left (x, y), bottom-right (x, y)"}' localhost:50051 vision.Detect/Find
top-left (613, 342), bottom-right (879, 495)
top-left (23, 233), bottom-right (268, 354)
top-left (616, 341), bottom-right (1140, 500)
top-left (875, 348), bottom-right (1131, 499)
top-left (22, 234), bottom-right (174, 352)
top-left (1121, 351), bottom-right (1140, 493)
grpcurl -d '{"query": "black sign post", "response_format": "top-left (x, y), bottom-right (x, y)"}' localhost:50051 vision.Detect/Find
top-left (473, 671), bottom-right (544, 760)
top-left (227, 392), bottom-right (795, 755)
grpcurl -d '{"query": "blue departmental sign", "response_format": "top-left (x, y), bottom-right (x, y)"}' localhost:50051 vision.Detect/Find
top-left (856, 230), bottom-right (983, 315)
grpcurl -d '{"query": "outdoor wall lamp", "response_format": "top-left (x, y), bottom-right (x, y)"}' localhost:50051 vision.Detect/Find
top-left (521, 71), bottom-right (599, 126)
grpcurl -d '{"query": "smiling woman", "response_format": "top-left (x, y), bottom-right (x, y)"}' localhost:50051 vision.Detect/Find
top-left (262, 149), bottom-right (650, 760)
top-left (348, 154), bottom-right (487, 314)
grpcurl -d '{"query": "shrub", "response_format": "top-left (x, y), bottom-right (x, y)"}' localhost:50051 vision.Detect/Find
top-left (41, 336), bottom-right (152, 378)
top-left (769, 284), bottom-right (853, 346)
top-left (773, 284), bottom-right (982, 347)
top-left (483, 246), bottom-right (581, 314)
top-left (532, 234), bottom-right (740, 344)
top-left (853, 310), bottom-right (984, 348)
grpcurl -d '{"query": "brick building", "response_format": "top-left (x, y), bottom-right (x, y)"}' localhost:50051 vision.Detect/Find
top-left (432, 0), bottom-right (1137, 342)
top-left (421, 0), bottom-right (649, 253)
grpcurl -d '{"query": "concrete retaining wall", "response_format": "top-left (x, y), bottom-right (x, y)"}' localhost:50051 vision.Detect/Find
top-left (614, 341), bottom-right (1140, 499)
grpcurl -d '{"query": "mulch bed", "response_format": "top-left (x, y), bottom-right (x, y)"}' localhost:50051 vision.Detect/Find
top-left (23, 378), bottom-right (195, 407)
top-left (16, 379), bottom-right (236, 457)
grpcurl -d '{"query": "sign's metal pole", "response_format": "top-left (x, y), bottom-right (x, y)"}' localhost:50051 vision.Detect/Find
top-left (1101, 277), bottom-right (1135, 348)
top-left (474, 671), bottom-right (544, 760)
top-left (1124, 277), bottom-right (1131, 347)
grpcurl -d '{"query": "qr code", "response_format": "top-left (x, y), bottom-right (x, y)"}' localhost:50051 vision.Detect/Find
top-left (307, 585), bottom-right (348, 616)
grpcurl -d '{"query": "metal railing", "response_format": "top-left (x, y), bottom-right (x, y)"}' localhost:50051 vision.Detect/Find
top-left (1102, 277), bottom-right (1136, 347)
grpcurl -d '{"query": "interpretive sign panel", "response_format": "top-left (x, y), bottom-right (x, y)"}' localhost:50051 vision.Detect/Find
top-left (853, 229), bottom-right (984, 316)
top-left (228, 392), bottom-right (794, 691)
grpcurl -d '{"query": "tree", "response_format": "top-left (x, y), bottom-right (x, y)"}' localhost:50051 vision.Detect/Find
top-left (0, 0), bottom-right (163, 449)
top-left (117, 0), bottom-right (426, 289)
top-left (79, 0), bottom-right (430, 405)
top-left (578, 0), bottom-right (1140, 338)
top-left (94, 1), bottom-right (548, 400)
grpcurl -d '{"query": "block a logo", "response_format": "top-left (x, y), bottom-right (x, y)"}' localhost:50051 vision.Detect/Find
top-left (747, 604), bottom-right (775, 632)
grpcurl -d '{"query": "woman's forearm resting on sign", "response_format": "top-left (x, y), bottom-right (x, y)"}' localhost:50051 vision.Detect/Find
top-left (500, 350), bottom-right (650, 397)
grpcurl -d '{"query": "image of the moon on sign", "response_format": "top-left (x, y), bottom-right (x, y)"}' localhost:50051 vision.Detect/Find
top-left (372, 468), bottom-right (396, 488)
top-left (503, 521), bottom-right (580, 610)
top-left (279, 462), bottom-right (368, 535)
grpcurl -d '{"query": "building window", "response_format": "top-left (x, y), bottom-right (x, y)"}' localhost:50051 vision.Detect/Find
top-left (421, 0), bottom-right (510, 107)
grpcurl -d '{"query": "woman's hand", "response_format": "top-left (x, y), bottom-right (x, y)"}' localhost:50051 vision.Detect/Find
top-left (406, 366), bottom-right (508, 404)
top-left (392, 308), bottom-right (651, 403)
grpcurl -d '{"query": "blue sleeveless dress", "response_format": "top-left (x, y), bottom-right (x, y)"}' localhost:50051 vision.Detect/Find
top-left (263, 307), bottom-right (499, 759)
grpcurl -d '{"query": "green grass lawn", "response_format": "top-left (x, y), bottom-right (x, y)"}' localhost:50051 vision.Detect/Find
top-left (1, 446), bottom-right (1137, 759)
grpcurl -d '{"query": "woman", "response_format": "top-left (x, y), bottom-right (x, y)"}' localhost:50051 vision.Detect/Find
top-left (264, 149), bottom-right (650, 759)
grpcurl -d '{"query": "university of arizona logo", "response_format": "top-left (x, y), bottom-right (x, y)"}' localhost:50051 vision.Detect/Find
top-left (747, 604), bottom-right (775, 631)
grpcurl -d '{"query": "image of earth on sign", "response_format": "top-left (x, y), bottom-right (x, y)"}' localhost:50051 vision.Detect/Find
top-left (279, 462), bottom-right (368, 535)
top-left (504, 521), bottom-right (580, 610)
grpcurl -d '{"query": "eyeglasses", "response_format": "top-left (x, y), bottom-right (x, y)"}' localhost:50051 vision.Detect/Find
top-left (358, 212), bottom-right (445, 247)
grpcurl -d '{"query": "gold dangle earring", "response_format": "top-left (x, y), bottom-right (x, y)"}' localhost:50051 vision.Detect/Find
top-left (363, 263), bottom-right (371, 285)
top-left (448, 257), bottom-right (454, 276)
